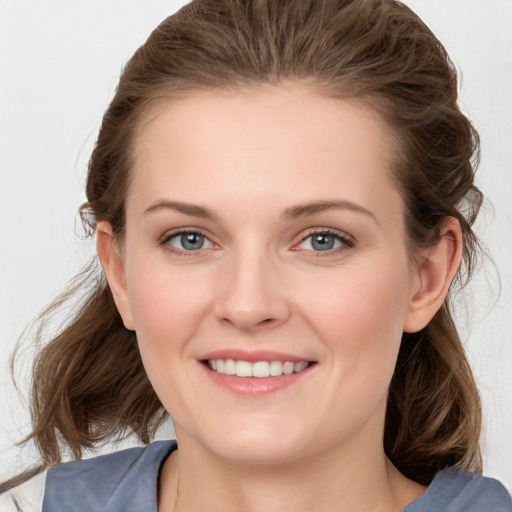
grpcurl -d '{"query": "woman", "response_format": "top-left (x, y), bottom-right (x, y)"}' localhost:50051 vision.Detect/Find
top-left (1, 0), bottom-right (511, 510)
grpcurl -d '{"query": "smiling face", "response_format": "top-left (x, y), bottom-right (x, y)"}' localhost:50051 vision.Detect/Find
top-left (100, 84), bottom-right (429, 465)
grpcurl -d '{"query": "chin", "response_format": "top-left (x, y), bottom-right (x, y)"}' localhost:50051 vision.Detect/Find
top-left (189, 419), bottom-right (312, 465)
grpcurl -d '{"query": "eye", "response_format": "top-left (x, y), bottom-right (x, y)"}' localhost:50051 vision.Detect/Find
top-left (163, 230), bottom-right (216, 252)
top-left (297, 230), bottom-right (354, 253)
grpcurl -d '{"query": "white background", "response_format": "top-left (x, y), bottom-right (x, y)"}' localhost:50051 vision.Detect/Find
top-left (1, 0), bottom-right (511, 490)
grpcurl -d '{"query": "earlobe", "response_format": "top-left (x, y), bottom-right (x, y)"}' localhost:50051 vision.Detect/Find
top-left (403, 218), bottom-right (463, 333)
top-left (96, 221), bottom-right (135, 330)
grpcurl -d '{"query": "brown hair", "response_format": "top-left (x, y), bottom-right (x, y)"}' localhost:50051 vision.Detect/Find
top-left (5, 0), bottom-right (482, 490)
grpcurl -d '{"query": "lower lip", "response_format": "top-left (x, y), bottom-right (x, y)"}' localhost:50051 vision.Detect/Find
top-left (201, 363), bottom-right (314, 396)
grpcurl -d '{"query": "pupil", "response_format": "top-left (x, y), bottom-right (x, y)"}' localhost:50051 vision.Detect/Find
top-left (181, 233), bottom-right (204, 250)
top-left (312, 234), bottom-right (334, 251)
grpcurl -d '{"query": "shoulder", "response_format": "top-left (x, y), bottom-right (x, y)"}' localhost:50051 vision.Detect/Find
top-left (405, 467), bottom-right (511, 512)
top-left (42, 440), bottom-right (176, 512)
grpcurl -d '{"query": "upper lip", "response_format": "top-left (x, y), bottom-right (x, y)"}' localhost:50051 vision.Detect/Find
top-left (199, 349), bottom-right (314, 363)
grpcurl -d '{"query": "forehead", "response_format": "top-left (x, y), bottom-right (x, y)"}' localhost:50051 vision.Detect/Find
top-left (128, 84), bottom-right (401, 218)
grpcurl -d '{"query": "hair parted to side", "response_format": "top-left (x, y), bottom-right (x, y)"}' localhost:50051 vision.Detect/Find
top-left (5, 0), bottom-right (483, 490)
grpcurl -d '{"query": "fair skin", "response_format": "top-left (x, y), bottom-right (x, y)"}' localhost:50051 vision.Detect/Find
top-left (97, 83), bottom-right (462, 512)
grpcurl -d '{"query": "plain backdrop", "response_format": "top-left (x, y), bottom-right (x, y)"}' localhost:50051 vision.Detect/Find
top-left (1, 0), bottom-right (511, 490)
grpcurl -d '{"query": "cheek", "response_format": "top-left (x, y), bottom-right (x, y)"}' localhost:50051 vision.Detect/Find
top-left (123, 261), bottom-right (217, 417)
top-left (299, 257), bottom-right (412, 381)
top-left (124, 258), bottom-right (213, 354)
top-left (305, 257), bottom-right (409, 332)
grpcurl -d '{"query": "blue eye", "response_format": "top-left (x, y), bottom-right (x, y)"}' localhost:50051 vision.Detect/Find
top-left (298, 231), bottom-right (352, 252)
top-left (166, 231), bottom-right (215, 251)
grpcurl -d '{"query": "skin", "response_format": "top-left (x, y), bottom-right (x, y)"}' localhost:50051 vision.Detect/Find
top-left (97, 83), bottom-right (462, 512)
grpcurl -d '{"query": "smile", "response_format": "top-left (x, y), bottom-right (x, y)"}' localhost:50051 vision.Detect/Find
top-left (208, 359), bottom-right (310, 378)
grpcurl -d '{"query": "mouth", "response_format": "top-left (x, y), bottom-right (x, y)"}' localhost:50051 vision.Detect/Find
top-left (206, 359), bottom-right (311, 378)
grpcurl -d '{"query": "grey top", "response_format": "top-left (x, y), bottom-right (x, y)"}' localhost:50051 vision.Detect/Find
top-left (42, 440), bottom-right (511, 511)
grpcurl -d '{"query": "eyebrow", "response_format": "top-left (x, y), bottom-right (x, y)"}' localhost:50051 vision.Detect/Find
top-left (144, 199), bottom-right (376, 223)
top-left (281, 200), bottom-right (377, 222)
top-left (144, 200), bottom-right (218, 220)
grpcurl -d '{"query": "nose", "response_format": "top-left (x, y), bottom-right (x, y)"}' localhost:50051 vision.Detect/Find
top-left (213, 248), bottom-right (291, 332)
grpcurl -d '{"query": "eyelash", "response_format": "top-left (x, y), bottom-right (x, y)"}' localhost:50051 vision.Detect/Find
top-left (158, 228), bottom-right (355, 257)
top-left (295, 229), bottom-right (355, 256)
top-left (159, 229), bottom-right (217, 256)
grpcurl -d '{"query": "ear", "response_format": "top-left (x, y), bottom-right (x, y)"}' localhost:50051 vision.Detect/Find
top-left (403, 218), bottom-right (463, 333)
top-left (96, 221), bottom-right (135, 330)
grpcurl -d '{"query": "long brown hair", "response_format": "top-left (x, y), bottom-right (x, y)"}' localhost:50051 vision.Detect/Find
top-left (4, 0), bottom-right (482, 490)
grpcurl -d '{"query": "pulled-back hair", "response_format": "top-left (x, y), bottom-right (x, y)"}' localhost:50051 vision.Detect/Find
top-left (6, 0), bottom-right (483, 489)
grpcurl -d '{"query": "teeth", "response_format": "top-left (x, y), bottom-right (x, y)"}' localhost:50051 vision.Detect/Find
top-left (225, 359), bottom-right (236, 375)
top-left (270, 360), bottom-right (283, 376)
top-left (294, 361), bottom-right (309, 373)
top-left (283, 362), bottom-right (294, 375)
top-left (208, 359), bottom-right (310, 377)
top-left (235, 360), bottom-right (252, 377)
top-left (253, 361), bottom-right (270, 378)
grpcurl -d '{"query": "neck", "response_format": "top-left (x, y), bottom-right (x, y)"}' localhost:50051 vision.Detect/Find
top-left (158, 432), bottom-right (425, 512)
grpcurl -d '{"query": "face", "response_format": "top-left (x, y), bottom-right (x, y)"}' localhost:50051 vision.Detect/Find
top-left (107, 84), bottom-right (426, 465)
